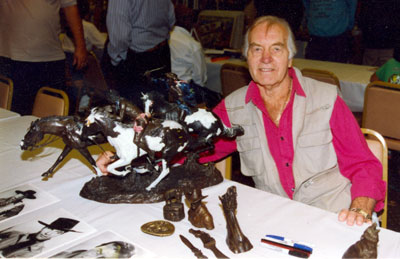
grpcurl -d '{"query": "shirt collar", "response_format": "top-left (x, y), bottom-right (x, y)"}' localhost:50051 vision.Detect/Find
top-left (245, 67), bottom-right (306, 104)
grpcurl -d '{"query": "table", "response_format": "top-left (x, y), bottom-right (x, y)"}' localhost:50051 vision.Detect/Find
top-left (0, 108), bottom-right (20, 121)
top-left (1, 116), bottom-right (400, 258)
top-left (205, 58), bottom-right (377, 112)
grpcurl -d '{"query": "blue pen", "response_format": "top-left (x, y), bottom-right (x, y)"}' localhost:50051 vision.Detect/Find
top-left (265, 235), bottom-right (313, 253)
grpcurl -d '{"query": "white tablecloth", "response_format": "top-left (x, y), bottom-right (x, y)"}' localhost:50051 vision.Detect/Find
top-left (1, 116), bottom-right (400, 258)
top-left (0, 108), bottom-right (20, 121)
top-left (205, 58), bottom-right (377, 112)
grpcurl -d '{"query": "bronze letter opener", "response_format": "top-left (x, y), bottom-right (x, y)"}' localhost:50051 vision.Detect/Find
top-left (179, 234), bottom-right (208, 259)
top-left (189, 228), bottom-right (229, 258)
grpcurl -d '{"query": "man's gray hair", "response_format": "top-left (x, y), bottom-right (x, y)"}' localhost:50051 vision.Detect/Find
top-left (242, 16), bottom-right (297, 59)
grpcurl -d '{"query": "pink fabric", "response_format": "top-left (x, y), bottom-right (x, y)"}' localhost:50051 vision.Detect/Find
top-left (200, 68), bottom-right (386, 211)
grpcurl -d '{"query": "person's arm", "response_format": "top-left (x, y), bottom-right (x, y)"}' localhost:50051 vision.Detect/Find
top-left (62, 5), bottom-right (87, 69)
top-left (96, 151), bottom-right (116, 175)
top-left (106, 0), bottom-right (132, 66)
top-left (330, 96), bottom-right (386, 226)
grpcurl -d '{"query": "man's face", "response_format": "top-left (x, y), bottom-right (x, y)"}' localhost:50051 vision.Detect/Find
top-left (36, 228), bottom-right (64, 240)
top-left (247, 22), bottom-right (292, 90)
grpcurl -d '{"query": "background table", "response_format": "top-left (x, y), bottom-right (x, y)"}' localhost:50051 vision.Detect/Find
top-left (0, 108), bottom-right (20, 121)
top-left (205, 58), bottom-right (377, 112)
top-left (1, 116), bottom-right (400, 258)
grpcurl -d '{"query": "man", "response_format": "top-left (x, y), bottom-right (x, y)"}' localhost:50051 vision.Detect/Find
top-left (302, 0), bottom-right (357, 63)
top-left (0, 0), bottom-right (87, 115)
top-left (0, 217), bottom-right (80, 257)
top-left (96, 16), bottom-right (386, 227)
top-left (102, 0), bottom-right (175, 104)
top-left (203, 15), bottom-right (385, 226)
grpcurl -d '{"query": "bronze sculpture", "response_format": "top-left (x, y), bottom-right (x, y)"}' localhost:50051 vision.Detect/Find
top-left (163, 188), bottom-right (185, 222)
top-left (185, 188), bottom-right (214, 230)
top-left (20, 116), bottom-right (106, 179)
top-left (189, 228), bottom-right (229, 258)
top-left (342, 223), bottom-right (379, 259)
top-left (219, 186), bottom-right (253, 254)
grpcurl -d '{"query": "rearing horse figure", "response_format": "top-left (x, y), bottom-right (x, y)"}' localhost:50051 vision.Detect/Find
top-left (20, 116), bottom-right (106, 179)
top-left (85, 107), bottom-right (191, 191)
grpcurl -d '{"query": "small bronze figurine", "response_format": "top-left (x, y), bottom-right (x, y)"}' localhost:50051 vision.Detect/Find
top-left (185, 188), bottom-right (214, 230)
top-left (189, 228), bottom-right (229, 258)
top-left (163, 188), bottom-right (185, 221)
top-left (343, 223), bottom-right (380, 259)
top-left (219, 186), bottom-right (253, 254)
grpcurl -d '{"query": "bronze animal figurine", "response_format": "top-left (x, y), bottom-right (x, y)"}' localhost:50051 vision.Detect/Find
top-left (343, 222), bottom-right (380, 259)
top-left (163, 188), bottom-right (185, 221)
top-left (185, 188), bottom-right (214, 230)
top-left (20, 116), bottom-right (106, 179)
top-left (219, 186), bottom-right (253, 254)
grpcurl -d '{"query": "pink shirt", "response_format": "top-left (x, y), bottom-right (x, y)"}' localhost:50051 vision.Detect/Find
top-left (200, 68), bottom-right (386, 211)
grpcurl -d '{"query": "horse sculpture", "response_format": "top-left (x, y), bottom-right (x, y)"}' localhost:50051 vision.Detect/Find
top-left (20, 116), bottom-right (106, 179)
top-left (142, 90), bottom-right (244, 155)
top-left (85, 107), bottom-right (191, 191)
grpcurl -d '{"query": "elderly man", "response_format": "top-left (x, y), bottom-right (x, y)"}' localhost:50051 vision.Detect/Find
top-left (200, 16), bottom-right (385, 226)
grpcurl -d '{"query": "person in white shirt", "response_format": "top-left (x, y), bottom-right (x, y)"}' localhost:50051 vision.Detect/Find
top-left (169, 4), bottom-right (207, 87)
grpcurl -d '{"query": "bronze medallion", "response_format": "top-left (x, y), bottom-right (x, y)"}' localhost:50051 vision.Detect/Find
top-left (141, 220), bottom-right (175, 237)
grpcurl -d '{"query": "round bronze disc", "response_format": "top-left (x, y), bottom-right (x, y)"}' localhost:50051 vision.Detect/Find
top-left (141, 220), bottom-right (175, 237)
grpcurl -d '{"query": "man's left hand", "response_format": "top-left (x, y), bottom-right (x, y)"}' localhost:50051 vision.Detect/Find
top-left (338, 196), bottom-right (376, 226)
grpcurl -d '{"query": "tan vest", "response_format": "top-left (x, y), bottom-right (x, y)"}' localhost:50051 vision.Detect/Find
top-left (225, 68), bottom-right (351, 213)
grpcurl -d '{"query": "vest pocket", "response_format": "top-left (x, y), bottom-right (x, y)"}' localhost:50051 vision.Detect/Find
top-left (294, 166), bottom-right (351, 213)
top-left (236, 136), bottom-right (263, 176)
top-left (297, 129), bottom-right (336, 173)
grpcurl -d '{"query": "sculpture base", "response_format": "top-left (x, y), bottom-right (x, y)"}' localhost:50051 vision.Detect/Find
top-left (79, 158), bottom-right (223, 204)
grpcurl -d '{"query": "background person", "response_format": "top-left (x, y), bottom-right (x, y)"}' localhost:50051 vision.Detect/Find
top-left (0, 0), bottom-right (87, 115)
top-left (302, 0), bottom-right (357, 63)
top-left (101, 0), bottom-right (175, 105)
top-left (369, 46), bottom-right (400, 84)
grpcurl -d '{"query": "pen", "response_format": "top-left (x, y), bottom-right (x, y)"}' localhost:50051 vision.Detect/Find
top-left (265, 235), bottom-right (313, 253)
top-left (261, 239), bottom-right (310, 258)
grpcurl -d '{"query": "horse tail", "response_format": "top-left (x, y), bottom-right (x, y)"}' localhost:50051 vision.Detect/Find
top-left (221, 123), bottom-right (245, 138)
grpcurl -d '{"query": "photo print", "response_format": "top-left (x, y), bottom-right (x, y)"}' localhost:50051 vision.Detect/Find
top-left (0, 208), bottom-right (95, 258)
top-left (50, 231), bottom-right (154, 258)
top-left (0, 184), bottom-right (59, 223)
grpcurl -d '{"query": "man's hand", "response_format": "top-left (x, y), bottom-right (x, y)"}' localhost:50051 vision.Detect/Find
top-left (338, 196), bottom-right (376, 226)
top-left (96, 151), bottom-right (116, 175)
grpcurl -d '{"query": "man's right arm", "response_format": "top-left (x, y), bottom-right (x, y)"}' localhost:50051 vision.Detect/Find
top-left (106, 0), bottom-right (131, 66)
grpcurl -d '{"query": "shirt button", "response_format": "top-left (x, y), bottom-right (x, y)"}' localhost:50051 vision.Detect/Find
top-left (285, 162), bottom-right (289, 167)
top-left (291, 188), bottom-right (295, 192)
top-left (280, 136), bottom-right (284, 141)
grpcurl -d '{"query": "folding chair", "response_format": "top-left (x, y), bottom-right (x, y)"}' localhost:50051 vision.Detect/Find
top-left (301, 68), bottom-right (341, 91)
top-left (32, 86), bottom-right (69, 117)
top-left (362, 81), bottom-right (400, 151)
top-left (220, 63), bottom-right (252, 97)
top-left (361, 128), bottom-right (388, 228)
top-left (0, 75), bottom-right (13, 110)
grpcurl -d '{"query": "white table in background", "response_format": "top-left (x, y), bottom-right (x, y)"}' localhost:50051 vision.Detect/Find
top-left (1, 116), bottom-right (399, 258)
top-left (0, 108), bottom-right (20, 121)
